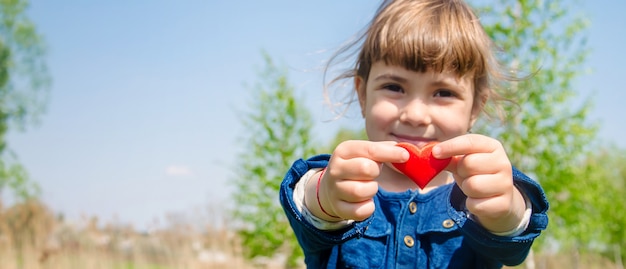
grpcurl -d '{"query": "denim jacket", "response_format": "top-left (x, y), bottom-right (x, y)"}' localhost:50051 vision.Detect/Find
top-left (280, 154), bottom-right (549, 269)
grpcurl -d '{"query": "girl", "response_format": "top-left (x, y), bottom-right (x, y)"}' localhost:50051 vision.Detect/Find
top-left (280, 0), bottom-right (549, 268)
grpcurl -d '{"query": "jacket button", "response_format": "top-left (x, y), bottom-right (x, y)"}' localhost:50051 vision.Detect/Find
top-left (408, 202), bottom-right (417, 214)
top-left (442, 219), bottom-right (455, 229)
top-left (403, 235), bottom-right (415, 247)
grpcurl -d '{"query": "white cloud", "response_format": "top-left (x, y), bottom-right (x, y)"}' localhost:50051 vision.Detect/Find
top-left (165, 165), bottom-right (194, 177)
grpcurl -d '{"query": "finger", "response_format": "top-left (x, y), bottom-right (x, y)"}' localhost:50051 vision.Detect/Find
top-left (465, 195), bottom-right (512, 219)
top-left (330, 157), bottom-right (383, 181)
top-left (334, 199), bottom-right (376, 221)
top-left (455, 174), bottom-right (509, 199)
top-left (455, 152), bottom-right (510, 176)
top-left (334, 140), bottom-right (409, 163)
top-left (322, 177), bottom-right (378, 221)
top-left (432, 134), bottom-right (501, 159)
top-left (444, 155), bottom-right (461, 176)
top-left (335, 180), bottom-right (379, 203)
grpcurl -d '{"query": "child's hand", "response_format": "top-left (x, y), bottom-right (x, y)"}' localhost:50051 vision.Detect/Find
top-left (307, 140), bottom-right (409, 222)
top-left (432, 134), bottom-right (527, 234)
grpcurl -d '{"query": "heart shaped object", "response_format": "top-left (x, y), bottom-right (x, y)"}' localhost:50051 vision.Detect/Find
top-left (392, 142), bottom-right (451, 189)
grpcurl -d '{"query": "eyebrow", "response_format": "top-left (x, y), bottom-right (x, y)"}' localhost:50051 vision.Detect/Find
top-left (431, 80), bottom-right (456, 88)
top-left (372, 72), bottom-right (471, 93)
top-left (372, 74), bottom-right (408, 83)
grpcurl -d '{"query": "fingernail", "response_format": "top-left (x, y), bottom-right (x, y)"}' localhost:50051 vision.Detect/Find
top-left (432, 145), bottom-right (441, 156)
top-left (401, 150), bottom-right (410, 160)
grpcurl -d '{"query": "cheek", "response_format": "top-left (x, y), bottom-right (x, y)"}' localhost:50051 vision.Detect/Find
top-left (365, 101), bottom-right (398, 137)
top-left (432, 107), bottom-right (473, 137)
top-left (368, 101), bottom-right (398, 123)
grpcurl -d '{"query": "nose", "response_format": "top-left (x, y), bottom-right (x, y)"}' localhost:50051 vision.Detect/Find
top-left (399, 99), bottom-right (431, 127)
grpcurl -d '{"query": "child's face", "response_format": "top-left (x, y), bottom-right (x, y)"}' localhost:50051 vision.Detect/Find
top-left (356, 62), bottom-right (478, 146)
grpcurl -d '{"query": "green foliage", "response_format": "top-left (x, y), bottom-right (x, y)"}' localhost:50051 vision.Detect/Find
top-left (231, 52), bottom-right (316, 267)
top-left (0, 154), bottom-right (37, 200)
top-left (471, 0), bottom-right (616, 254)
top-left (0, 0), bottom-right (49, 201)
top-left (580, 147), bottom-right (626, 263)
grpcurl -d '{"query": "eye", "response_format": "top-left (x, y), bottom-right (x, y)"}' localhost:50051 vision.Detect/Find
top-left (434, 89), bottom-right (455, 97)
top-left (382, 84), bottom-right (404, 93)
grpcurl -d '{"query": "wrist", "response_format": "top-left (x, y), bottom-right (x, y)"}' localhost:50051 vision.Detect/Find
top-left (295, 168), bottom-right (353, 230)
top-left (304, 168), bottom-right (342, 221)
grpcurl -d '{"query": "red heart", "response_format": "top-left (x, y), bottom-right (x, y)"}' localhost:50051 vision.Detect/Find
top-left (392, 142), bottom-right (451, 189)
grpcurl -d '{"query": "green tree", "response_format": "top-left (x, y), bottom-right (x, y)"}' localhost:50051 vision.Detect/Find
top-left (0, 0), bottom-right (50, 202)
top-left (232, 53), bottom-right (316, 267)
top-left (581, 146), bottom-right (626, 264)
top-left (471, 0), bottom-right (603, 253)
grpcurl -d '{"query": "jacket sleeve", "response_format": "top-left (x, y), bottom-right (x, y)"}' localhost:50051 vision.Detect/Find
top-left (279, 155), bottom-right (372, 265)
top-left (447, 166), bottom-right (550, 266)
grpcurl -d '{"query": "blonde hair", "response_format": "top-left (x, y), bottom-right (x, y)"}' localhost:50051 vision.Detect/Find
top-left (324, 0), bottom-right (510, 119)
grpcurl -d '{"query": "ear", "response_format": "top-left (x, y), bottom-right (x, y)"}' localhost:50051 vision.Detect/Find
top-left (355, 76), bottom-right (367, 117)
top-left (469, 91), bottom-right (488, 129)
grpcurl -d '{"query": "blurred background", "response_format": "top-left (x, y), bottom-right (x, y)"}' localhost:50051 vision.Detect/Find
top-left (1, 0), bottom-right (624, 268)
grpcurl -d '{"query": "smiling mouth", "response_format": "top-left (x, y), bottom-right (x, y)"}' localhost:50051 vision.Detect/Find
top-left (391, 133), bottom-right (436, 147)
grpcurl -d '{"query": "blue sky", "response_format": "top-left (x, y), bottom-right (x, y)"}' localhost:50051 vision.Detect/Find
top-left (7, 1), bottom-right (625, 229)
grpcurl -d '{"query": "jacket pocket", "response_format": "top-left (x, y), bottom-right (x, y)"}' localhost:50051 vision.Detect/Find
top-left (338, 221), bottom-right (391, 269)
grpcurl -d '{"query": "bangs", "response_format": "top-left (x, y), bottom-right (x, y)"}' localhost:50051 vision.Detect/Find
top-left (357, 0), bottom-right (491, 79)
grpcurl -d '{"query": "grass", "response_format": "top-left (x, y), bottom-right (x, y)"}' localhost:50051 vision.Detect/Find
top-left (0, 199), bottom-right (622, 269)
top-left (0, 199), bottom-right (279, 269)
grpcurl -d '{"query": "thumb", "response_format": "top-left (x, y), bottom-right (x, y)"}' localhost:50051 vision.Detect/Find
top-left (444, 155), bottom-right (462, 182)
